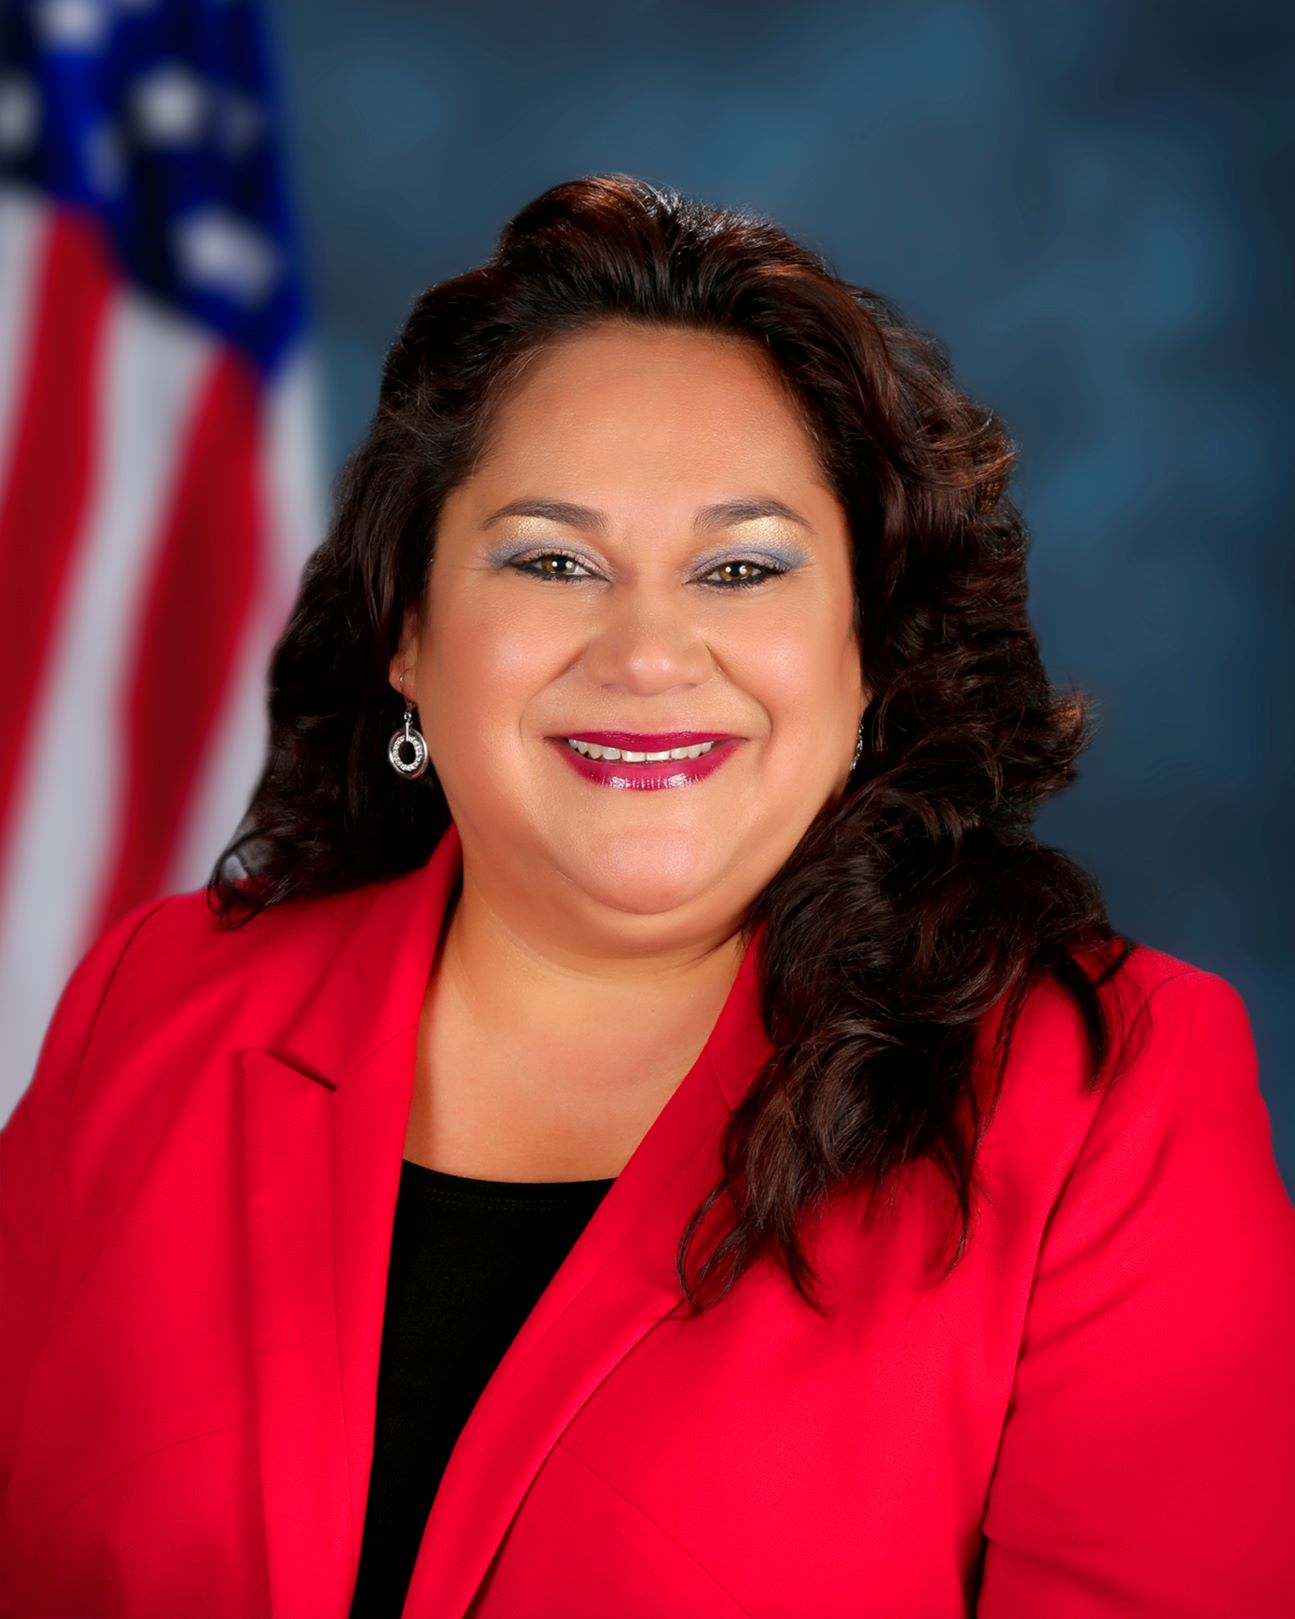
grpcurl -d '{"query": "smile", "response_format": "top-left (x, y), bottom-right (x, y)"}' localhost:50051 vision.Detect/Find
top-left (548, 735), bottom-right (741, 790)
top-left (564, 738), bottom-right (719, 761)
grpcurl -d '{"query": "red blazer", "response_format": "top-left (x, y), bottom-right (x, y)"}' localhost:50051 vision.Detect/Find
top-left (3, 818), bottom-right (1293, 1619)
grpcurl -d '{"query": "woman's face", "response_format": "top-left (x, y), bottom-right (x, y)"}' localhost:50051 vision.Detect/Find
top-left (391, 320), bottom-right (868, 945)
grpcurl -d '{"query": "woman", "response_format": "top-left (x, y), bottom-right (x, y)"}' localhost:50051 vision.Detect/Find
top-left (2, 173), bottom-right (1292, 1619)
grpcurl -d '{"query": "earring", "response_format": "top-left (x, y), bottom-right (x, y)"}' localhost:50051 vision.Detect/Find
top-left (850, 716), bottom-right (865, 774)
top-left (388, 699), bottom-right (430, 779)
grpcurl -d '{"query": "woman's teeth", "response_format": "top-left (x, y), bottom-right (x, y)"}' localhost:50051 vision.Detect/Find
top-left (564, 739), bottom-right (719, 762)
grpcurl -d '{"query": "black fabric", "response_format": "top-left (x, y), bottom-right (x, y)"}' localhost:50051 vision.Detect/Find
top-left (347, 1157), bottom-right (616, 1619)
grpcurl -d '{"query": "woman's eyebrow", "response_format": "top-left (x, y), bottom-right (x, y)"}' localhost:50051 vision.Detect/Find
top-left (696, 498), bottom-right (814, 532)
top-left (481, 497), bottom-right (814, 533)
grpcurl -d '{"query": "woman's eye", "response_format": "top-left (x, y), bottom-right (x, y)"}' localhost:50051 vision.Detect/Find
top-left (705, 559), bottom-right (786, 590)
top-left (509, 553), bottom-right (787, 590)
top-left (511, 553), bottom-right (591, 582)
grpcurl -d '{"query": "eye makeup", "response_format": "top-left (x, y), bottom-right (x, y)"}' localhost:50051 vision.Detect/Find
top-left (481, 538), bottom-right (811, 577)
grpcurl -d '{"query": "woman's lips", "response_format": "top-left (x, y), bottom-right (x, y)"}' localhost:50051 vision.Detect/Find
top-left (547, 735), bottom-right (743, 790)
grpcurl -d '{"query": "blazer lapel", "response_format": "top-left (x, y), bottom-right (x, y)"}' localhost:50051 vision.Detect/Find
top-left (238, 823), bottom-right (463, 1619)
top-left (237, 817), bottom-right (774, 1619)
top-left (240, 1046), bottom-right (353, 1619)
top-left (403, 899), bottom-right (773, 1618)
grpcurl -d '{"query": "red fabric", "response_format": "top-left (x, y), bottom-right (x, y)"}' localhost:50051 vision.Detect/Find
top-left (2, 818), bottom-right (1293, 1618)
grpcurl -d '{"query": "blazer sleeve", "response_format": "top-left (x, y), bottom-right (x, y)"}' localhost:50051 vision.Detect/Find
top-left (0, 894), bottom-right (173, 1525)
top-left (975, 966), bottom-right (1295, 1618)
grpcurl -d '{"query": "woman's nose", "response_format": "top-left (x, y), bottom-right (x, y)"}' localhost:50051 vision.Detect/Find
top-left (579, 596), bottom-right (716, 689)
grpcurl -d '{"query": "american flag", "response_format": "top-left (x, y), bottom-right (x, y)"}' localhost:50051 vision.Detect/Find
top-left (0, 0), bottom-right (325, 1124)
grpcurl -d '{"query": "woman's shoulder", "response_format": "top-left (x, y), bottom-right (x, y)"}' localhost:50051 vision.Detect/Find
top-left (973, 935), bottom-right (1263, 1217)
top-left (995, 933), bottom-right (1250, 1071)
top-left (1087, 938), bottom-right (1258, 1118)
top-left (105, 872), bottom-right (407, 984)
top-left (17, 874), bottom-right (417, 1108)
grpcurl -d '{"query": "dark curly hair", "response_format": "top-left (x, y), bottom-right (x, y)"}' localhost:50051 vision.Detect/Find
top-left (210, 172), bottom-right (1137, 1318)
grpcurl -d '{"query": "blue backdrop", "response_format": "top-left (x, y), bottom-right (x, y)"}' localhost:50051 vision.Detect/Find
top-left (272, 0), bottom-right (1293, 1191)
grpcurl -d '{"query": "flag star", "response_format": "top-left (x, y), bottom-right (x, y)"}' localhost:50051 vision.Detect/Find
top-left (33, 0), bottom-right (111, 50)
top-left (129, 63), bottom-right (208, 145)
top-left (173, 205), bottom-right (281, 305)
top-left (0, 76), bottom-right (40, 153)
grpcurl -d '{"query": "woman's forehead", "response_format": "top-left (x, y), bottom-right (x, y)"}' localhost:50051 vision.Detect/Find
top-left (468, 327), bottom-right (828, 490)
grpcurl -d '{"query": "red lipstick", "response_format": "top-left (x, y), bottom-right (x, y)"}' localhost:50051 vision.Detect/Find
top-left (547, 733), bottom-right (743, 791)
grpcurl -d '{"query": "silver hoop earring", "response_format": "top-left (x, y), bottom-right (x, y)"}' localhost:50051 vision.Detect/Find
top-left (388, 701), bottom-right (430, 779)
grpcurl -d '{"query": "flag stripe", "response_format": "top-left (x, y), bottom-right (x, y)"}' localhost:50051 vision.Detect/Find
top-left (0, 190), bottom-right (48, 499)
top-left (88, 350), bottom-right (265, 938)
top-left (0, 254), bottom-right (213, 1093)
top-left (0, 212), bottom-right (116, 851)
top-left (167, 347), bottom-right (325, 892)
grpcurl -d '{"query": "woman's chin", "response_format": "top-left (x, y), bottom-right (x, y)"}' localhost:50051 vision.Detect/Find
top-left (549, 841), bottom-right (727, 921)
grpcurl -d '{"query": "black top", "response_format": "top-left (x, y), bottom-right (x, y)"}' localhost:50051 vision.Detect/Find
top-left (347, 1156), bottom-right (617, 1619)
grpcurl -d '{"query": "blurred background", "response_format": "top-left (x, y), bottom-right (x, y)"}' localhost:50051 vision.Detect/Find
top-left (0, 0), bottom-right (1290, 1198)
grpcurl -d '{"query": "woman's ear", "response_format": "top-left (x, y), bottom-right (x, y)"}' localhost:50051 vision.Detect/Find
top-left (388, 607), bottom-right (419, 698)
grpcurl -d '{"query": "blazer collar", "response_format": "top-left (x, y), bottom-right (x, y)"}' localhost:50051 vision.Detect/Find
top-left (249, 816), bottom-right (466, 1092)
top-left (237, 818), bottom-right (773, 1619)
